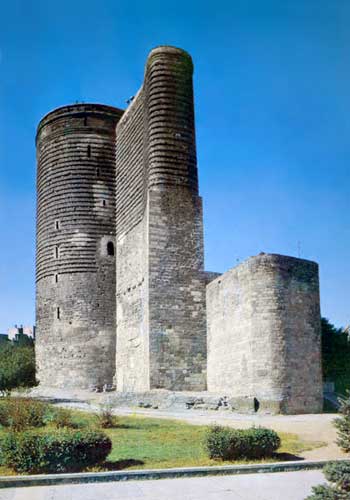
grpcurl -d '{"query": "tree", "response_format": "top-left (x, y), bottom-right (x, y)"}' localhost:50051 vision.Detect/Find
top-left (306, 396), bottom-right (350, 499)
top-left (0, 340), bottom-right (36, 395)
top-left (321, 318), bottom-right (350, 395)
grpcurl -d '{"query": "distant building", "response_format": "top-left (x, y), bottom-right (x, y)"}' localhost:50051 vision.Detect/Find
top-left (7, 325), bottom-right (36, 342)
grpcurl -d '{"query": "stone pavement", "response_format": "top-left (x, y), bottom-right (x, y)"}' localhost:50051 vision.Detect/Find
top-left (0, 470), bottom-right (326, 500)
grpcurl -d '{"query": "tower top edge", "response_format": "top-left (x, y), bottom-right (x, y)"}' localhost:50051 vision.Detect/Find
top-left (146, 46), bottom-right (193, 68)
top-left (36, 103), bottom-right (124, 138)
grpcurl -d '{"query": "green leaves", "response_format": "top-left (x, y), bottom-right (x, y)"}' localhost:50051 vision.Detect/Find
top-left (205, 425), bottom-right (281, 460)
top-left (0, 428), bottom-right (112, 473)
top-left (0, 342), bottom-right (36, 395)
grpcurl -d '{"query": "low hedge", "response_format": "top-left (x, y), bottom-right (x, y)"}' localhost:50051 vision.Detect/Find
top-left (205, 425), bottom-right (281, 460)
top-left (0, 398), bottom-right (48, 431)
top-left (0, 428), bottom-right (112, 473)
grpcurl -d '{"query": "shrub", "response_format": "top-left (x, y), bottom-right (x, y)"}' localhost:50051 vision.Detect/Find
top-left (306, 394), bottom-right (350, 499)
top-left (95, 404), bottom-right (118, 428)
top-left (0, 398), bottom-right (48, 431)
top-left (334, 394), bottom-right (350, 453)
top-left (51, 408), bottom-right (75, 429)
top-left (1, 428), bottom-right (112, 473)
top-left (205, 425), bottom-right (281, 460)
top-left (0, 343), bottom-right (36, 395)
top-left (306, 461), bottom-right (350, 499)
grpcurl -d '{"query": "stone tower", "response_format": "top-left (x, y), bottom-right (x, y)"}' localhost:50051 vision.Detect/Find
top-left (35, 104), bottom-right (123, 389)
top-left (34, 46), bottom-right (323, 414)
top-left (207, 254), bottom-right (323, 413)
top-left (115, 46), bottom-right (207, 391)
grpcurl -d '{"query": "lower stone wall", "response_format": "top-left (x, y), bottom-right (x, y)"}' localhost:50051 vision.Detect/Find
top-left (148, 187), bottom-right (207, 391)
top-left (206, 253), bottom-right (323, 414)
top-left (36, 268), bottom-right (115, 390)
top-left (115, 216), bottom-right (149, 392)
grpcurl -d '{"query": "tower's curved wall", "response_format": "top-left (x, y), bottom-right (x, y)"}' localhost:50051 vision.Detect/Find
top-left (115, 46), bottom-right (207, 392)
top-left (36, 103), bottom-right (123, 389)
top-left (207, 253), bottom-right (323, 414)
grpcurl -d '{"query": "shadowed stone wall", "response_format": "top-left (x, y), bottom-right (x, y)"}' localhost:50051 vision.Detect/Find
top-left (36, 104), bottom-right (123, 389)
top-left (115, 46), bottom-right (207, 391)
top-left (207, 253), bottom-right (323, 414)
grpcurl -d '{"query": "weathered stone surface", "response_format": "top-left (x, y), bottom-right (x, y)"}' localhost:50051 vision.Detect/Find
top-left (207, 253), bottom-right (323, 414)
top-left (36, 104), bottom-right (123, 389)
top-left (115, 46), bottom-right (207, 392)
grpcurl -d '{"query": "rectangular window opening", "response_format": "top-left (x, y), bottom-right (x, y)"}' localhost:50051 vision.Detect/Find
top-left (55, 220), bottom-right (60, 230)
top-left (55, 246), bottom-right (59, 259)
top-left (56, 307), bottom-right (60, 320)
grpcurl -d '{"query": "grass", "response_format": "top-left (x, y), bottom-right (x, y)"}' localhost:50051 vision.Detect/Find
top-left (0, 408), bottom-right (326, 474)
top-left (72, 410), bottom-right (325, 470)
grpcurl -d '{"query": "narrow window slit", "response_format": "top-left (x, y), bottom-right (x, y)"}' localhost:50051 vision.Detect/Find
top-left (87, 145), bottom-right (91, 157)
top-left (107, 241), bottom-right (114, 256)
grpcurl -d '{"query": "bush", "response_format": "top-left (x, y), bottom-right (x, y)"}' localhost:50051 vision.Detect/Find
top-left (51, 408), bottom-right (75, 429)
top-left (306, 461), bottom-right (350, 499)
top-left (205, 425), bottom-right (281, 460)
top-left (1, 428), bottom-right (112, 473)
top-left (0, 398), bottom-right (48, 431)
top-left (334, 395), bottom-right (350, 453)
top-left (306, 394), bottom-right (350, 499)
top-left (95, 404), bottom-right (118, 429)
top-left (0, 343), bottom-right (36, 395)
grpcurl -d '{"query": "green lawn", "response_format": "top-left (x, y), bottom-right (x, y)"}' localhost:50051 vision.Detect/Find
top-left (72, 411), bottom-right (325, 470)
top-left (0, 409), bottom-right (326, 474)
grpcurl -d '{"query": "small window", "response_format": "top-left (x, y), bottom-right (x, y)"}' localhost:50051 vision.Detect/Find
top-left (84, 116), bottom-right (87, 126)
top-left (87, 145), bottom-right (91, 157)
top-left (102, 199), bottom-right (106, 207)
top-left (96, 168), bottom-right (100, 178)
top-left (54, 246), bottom-right (59, 259)
top-left (54, 273), bottom-right (58, 283)
top-left (107, 241), bottom-right (114, 256)
top-left (55, 220), bottom-right (60, 230)
top-left (56, 307), bottom-right (60, 320)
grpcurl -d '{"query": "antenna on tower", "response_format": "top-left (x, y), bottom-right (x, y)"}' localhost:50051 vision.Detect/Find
top-left (297, 241), bottom-right (301, 258)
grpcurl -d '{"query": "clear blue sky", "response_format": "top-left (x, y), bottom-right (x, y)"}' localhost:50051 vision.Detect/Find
top-left (0, 0), bottom-right (349, 331)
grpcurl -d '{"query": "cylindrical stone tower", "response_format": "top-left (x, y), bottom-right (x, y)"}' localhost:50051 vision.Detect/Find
top-left (36, 103), bottom-right (123, 389)
top-left (207, 253), bottom-right (323, 414)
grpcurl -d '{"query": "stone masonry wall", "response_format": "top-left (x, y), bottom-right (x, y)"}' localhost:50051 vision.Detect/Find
top-left (36, 104), bottom-right (123, 389)
top-left (115, 46), bottom-right (207, 391)
top-left (207, 253), bottom-right (323, 414)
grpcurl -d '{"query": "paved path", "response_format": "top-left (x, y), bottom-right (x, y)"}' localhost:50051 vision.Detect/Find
top-left (0, 470), bottom-right (326, 500)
